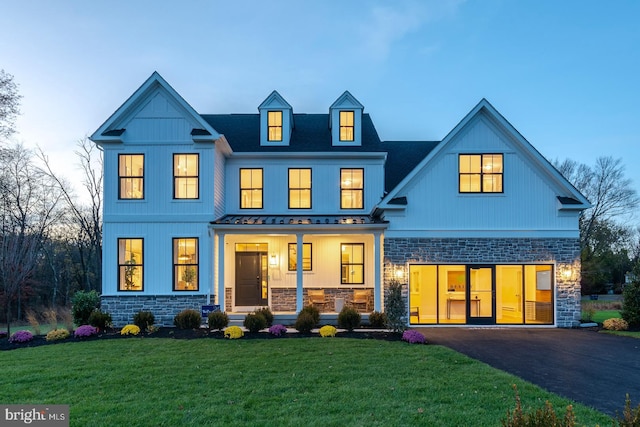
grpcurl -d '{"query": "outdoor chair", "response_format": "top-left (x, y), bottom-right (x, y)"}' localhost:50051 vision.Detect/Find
top-left (308, 289), bottom-right (328, 311)
top-left (351, 289), bottom-right (371, 312)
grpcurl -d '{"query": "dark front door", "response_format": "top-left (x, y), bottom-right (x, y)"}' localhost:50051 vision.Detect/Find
top-left (235, 252), bottom-right (267, 306)
top-left (467, 266), bottom-right (495, 324)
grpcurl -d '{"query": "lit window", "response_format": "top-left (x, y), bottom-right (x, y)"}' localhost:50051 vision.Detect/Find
top-left (240, 168), bottom-right (263, 209)
top-left (118, 238), bottom-right (143, 291)
top-left (340, 168), bottom-right (363, 209)
top-left (268, 111), bottom-right (283, 141)
top-left (289, 168), bottom-right (311, 209)
top-left (341, 243), bottom-right (364, 284)
top-left (174, 154), bottom-right (199, 199)
top-left (288, 243), bottom-right (312, 271)
top-left (174, 238), bottom-right (198, 291)
top-left (118, 154), bottom-right (144, 199)
top-left (339, 111), bottom-right (354, 141)
top-left (459, 154), bottom-right (503, 193)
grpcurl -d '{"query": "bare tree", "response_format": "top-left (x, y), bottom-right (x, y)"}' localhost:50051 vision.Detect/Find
top-left (38, 137), bottom-right (102, 292)
top-left (0, 144), bottom-right (65, 334)
top-left (0, 70), bottom-right (21, 140)
top-left (555, 156), bottom-right (639, 248)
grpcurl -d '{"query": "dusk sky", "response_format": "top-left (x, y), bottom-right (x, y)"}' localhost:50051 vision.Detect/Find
top-left (2, 0), bottom-right (639, 207)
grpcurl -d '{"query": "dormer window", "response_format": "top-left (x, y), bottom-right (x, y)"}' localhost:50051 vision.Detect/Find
top-left (330, 91), bottom-right (363, 146)
top-left (339, 111), bottom-right (354, 141)
top-left (267, 111), bottom-right (283, 141)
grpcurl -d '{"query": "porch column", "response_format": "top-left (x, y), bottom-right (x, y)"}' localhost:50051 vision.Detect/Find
top-left (296, 233), bottom-right (304, 311)
top-left (217, 232), bottom-right (225, 310)
top-left (374, 231), bottom-right (382, 311)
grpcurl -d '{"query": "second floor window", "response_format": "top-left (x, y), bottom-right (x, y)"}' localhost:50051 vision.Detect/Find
top-left (268, 111), bottom-right (283, 141)
top-left (240, 168), bottom-right (263, 209)
top-left (459, 154), bottom-right (503, 193)
top-left (118, 154), bottom-right (144, 199)
top-left (339, 111), bottom-right (354, 141)
top-left (340, 168), bottom-right (363, 209)
top-left (289, 168), bottom-right (311, 209)
top-left (174, 238), bottom-right (199, 291)
top-left (174, 154), bottom-right (199, 199)
top-left (118, 238), bottom-right (143, 291)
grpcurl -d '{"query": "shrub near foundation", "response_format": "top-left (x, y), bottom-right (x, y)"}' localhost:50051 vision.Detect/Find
top-left (299, 305), bottom-right (320, 326)
top-left (294, 311), bottom-right (316, 334)
top-left (45, 329), bottom-right (70, 342)
top-left (173, 309), bottom-right (202, 329)
top-left (243, 313), bottom-right (267, 333)
top-left (255, 307), bottom-right (274, 327)
top-left (337, 306), bottom-right (361, 331)
top-left (207, 311), bottom-right (229, 331)
top-left (133, 311), bottom-right (155, 331)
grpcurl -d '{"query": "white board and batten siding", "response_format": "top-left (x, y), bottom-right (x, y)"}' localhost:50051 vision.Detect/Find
top-left (224, 155), bottom-right (385, 215)
top-left (385, 113), bottom-right (581, 238)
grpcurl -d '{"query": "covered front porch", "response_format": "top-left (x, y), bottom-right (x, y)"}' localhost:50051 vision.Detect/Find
top-left (209, 215), bottom-right (387, 315)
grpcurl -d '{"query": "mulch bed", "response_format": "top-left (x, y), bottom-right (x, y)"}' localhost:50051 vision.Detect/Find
top-left (0, 327), bottom-right (402, 351)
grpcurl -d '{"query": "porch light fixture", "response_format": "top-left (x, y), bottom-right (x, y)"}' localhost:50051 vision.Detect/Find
top-left (559, 264), bottom-right (574, 281)
top-left (394, 266), bottom-right (405, 280)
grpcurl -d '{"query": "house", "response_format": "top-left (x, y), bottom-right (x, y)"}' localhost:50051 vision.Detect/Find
top-left (90, 72), bottom-right (589, 328)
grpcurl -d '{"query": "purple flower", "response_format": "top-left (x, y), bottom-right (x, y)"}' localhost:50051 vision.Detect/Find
top-left (268, 324), bottom-right (288, 337)
top-left (0, 331), bottom-right (7, 339)
top-left (74, 325), bottom-right (98, 338)
top-left (402, 330), bottom-right (426, 344)
top-left (9, 330), bottom-right (34, 343)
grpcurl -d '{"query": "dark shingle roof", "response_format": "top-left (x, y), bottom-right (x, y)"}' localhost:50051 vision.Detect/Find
top-left (200, 113), bottom-right (440, 194)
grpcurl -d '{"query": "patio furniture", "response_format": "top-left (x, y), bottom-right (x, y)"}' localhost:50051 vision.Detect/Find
top-left (308, 289), bottom-right (328, 310)
top-left (351, 289), bottom-right (371, 312)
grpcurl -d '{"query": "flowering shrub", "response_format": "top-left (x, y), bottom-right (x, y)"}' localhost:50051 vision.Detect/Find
top-left (269, 324), bottom-right (287, 337)
top-left (603, 318), bottom-right (629, 331)
top-left (224, 326), bottom-right (244, 339)
top-left (0, 331), bottom-right (7, 339)
top-left (9, 330), bottom-right (34, 343)
top-left (74, 325), bottom-right (98, 338)
top-left (46, 328), bottom-right (70, 342)
top-left (402, 329), bottom-right (426, 344)
top-left (121, 324), bottom-right (141, 335)
top-left (319, 325), bottom-right (337, 337)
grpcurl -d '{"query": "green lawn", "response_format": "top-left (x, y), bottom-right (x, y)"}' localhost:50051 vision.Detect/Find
top-left (592, 310), bottom-right (621, 324)
top-left (0, 338), bottom-right (612, 426)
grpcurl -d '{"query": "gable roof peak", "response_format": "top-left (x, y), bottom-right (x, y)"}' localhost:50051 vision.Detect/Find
top-left (258, 90), bottom-right (293, 111)
top-left (330, 90), bottom-right (364, 110)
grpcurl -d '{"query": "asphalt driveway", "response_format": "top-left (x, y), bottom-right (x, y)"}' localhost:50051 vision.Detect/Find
top-left (419, 328), bottom-right (640, 416)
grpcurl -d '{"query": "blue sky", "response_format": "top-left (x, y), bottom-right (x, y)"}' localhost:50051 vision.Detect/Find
top-left (1, 0), bottom-right (639, 203)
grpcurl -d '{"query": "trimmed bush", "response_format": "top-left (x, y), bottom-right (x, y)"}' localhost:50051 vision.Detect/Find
top-left (319, 325), bottom-right (337, 337)
top-left (603, 318), bottom-right (629, 331)
top-left (173, 309), bottom-right (202, 329)
top-left (616, 394), bottom-right (640, 427)
top-left (88, 310), bottom-right (112, 331)
top-left (621, 280), bottom-right (640, 328)
top-left (133, 311), bottom-right (155, 331)
top-left (294, 311), bottom-right (316, 334)
top-left (207, 311), bottom-right (229, 331)
top-left (255, 307), bottom-right (274, 327)
top-left (46, 328), bottom-right (70, 342)
top-left (338, 306), bottom-right (361, 331)
top-left (369, 311), bottom-right (387, 328)
top-left (9, 330), bottom-right (33, 343)
top-left (71, 290), bottom-right (101, 326)
top-left (121, 324), bottom-right (141, 335)
top-left (243, 312), bottom-right (267, 333)
top-left (224, 326), bottom-right (244, 339)
top-left (385, 280), bottom-right (407, 332)
top-left (299, 305), bottom-right (320, 326)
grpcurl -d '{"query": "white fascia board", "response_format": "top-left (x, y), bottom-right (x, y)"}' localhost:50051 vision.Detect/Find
top-left (209, 223), bottom-right (388, 234)
top-left (230, 152), bottom-right (387, 160)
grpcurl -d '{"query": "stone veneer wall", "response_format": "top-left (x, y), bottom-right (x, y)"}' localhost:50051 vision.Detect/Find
top-left (383, 237), bottom-right (581, 328)
top-left (270, 288), bottom-right (374, 312)
top-left (101, 295), bottom-right (209, 327)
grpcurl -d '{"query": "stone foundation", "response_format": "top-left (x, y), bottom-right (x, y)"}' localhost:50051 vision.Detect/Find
top-left (383, 237), bottom-right (582, 328)
top-left (270, 288), bottom-right (373, 312)
top-left (101, 295), bottom-right (209, 327)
